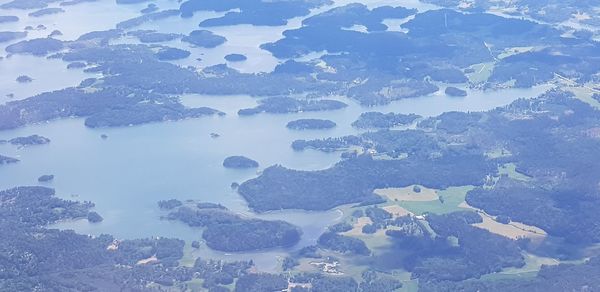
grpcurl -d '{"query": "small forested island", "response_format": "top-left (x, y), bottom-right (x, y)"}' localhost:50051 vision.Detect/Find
top-left (163, 201), bottom-right (301, 252)
top-left (286, 118), bottom-right (336, 130)
top-left (292, 135), bottom-right (362, 152)
top-left (1, 0), bottom-right (48, 9)
top-left (155, 47), bottom-right (191, 61)
top-left (16, 75), bottom-right (33, 83)
top-left (8, 135), bottom-right (50, 146)
top-left (222, 155), bottom-right (259, 169)
top-left (116, 0), bottom-right (149, 4)
top-left (38, 174), bottom-right (54, 182)
top-left (67, 61), bottom-right (86, 69)
top-left (196, 202), bottom-right (226, 209)
top-left (318, 232), bottom-right (370, 255)
top-left (181, 0), bottom-right (328, 26)
top-left (157, 199), bottom-right (183, 210)
top-left (84, 104), bottom-right (221, 128)
top-left (141, 3), bottom-right (158, 14)
top-left (28, 8), bottom-right (65, 17)
top-left (48, 30), bottom-right (63, 37)
top-left (352, 112), bottom-right (421, 129)
top-left (0, 155), bottom-right (19, 164)
top-left (445, 86), bottom-right (468, 97)
top-left (77, 29), bottom-right (122, 41)
top-left (182, 30), bottom-right (226, 48)
top-left (24, 25), bottom-right (47, 31)
top-left (238, 96), bottom-right (347, 116)
top-left (6, 38), bottom-right (64, 56)
top-left (224, 53), bottom-right (247, 62)
top-left (87, 211), bottom-right (103, 223)
top-left (127, 30), bottom-right (182, 43)
top-left (116, 9), bottom-right (179, 30)
top-left (60, 0), bottom-right (98, 6)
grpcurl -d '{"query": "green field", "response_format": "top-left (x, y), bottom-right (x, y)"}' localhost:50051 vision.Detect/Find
top-left (399, 186), bottom-right (475, 215)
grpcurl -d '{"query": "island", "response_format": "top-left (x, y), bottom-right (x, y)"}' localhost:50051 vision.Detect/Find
top-left (116, 10), bottom-right (179, 30)
top-left (182, 30), bottom-right (227, 48)
top-left (116, 0), bottom-right (149, 4)
top-left (0, 155), bottom-right (19, 164)
top-left (127, 30), bottom-right (182, 43)
top-left (292, 135), bottom-right (362, 152)
top-left (83, 104), bottom-right (222, 128)
top-left (286, 118), bottom-right (336, 130)
top-left (155, 47), bottom-right (191, 61)
top-left (157, 199), bottom-right (183, 210)
top-left (9, 135), bottom-right (50, 146)
top-left (38, 175), bottom-right (54, 182)
top-left (28, 8), bottom-right (65, 17)
top-left (352, 112), bottom-right (421, 129)
top-left (6, 38), bottom-right (64, 56)
top-left (16, 75), bottom-right (33, 83)
top-left (180, 0), bottom-right (329, 26)
top-left (1, 0), bottom-right (48, 9)
top-left (60, 0), bottom-right (98, 5)
top-left (67, 62), bottom-right (86, 69)
top-left (223, 156), bottom-right (259, 169)
top-left (48, 30), bottom-right (63, 37)
top-left (238, 97), bottom-right (347, 116)
top-left (87, 211), bottom-right (103, 223)
top-left (445, 86), bottom-right (468, 97)
top-left (141, 3), bottom-right (158, 14)
top-left (164, 201), bottom-right (301, 252)
top-left (224, 53), bottom-right (247, 62)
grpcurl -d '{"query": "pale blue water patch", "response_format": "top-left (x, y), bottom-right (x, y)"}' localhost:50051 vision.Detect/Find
top-left (0, 54), bottom-right (99, 104)
top-left (0, 84), bottom-right (551, 271)
top-left (354, 83), bottom-right (556, 117)
top-left (133, 11), bottom-right (286, 73)
top-left (0, 95), bottom-right (346, 271)
top-left (112, 0), bottom-right (439, 74)
top-left (0, 0), bottom-right (556, 272)
top-left (0, 0), bottom-right (190, 104)
top-left (0, 0), bottom-right (149, 41)
top-left (179, 84), bottom-right (555, 144)
top-left (0, 113), bottom-right (343, 232)
top-left (333, 0), bottom-right (439, 11)
top-left (0, 95), bottom-right (334, 271)
top-left (382, 15), bottom-right (415, 33)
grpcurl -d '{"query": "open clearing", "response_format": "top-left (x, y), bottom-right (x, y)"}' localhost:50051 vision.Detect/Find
top-left (374, 185), bottom-right (438, 202)
top-left (343, 216), bottom-right (373, 236)
top-left (382, 205), bottom-right (413, 218)
top-left (473, 215), bottom-right (547, 240)
top-left (399, 186), bottom-right (475, 215)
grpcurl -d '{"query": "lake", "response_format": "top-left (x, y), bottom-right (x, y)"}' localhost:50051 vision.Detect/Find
top-left (0, 0), bottom-right (554, 272)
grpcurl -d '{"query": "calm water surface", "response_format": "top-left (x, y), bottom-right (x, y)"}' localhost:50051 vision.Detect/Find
top-left (0, 0), bottom-right (554, 271)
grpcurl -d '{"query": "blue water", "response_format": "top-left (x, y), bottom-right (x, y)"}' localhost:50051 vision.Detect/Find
top-left (0, 0), bottom-right (554, 271)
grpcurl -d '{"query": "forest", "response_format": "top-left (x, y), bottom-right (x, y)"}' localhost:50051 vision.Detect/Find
top-left (164, 203), bottom-right (302, 251)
